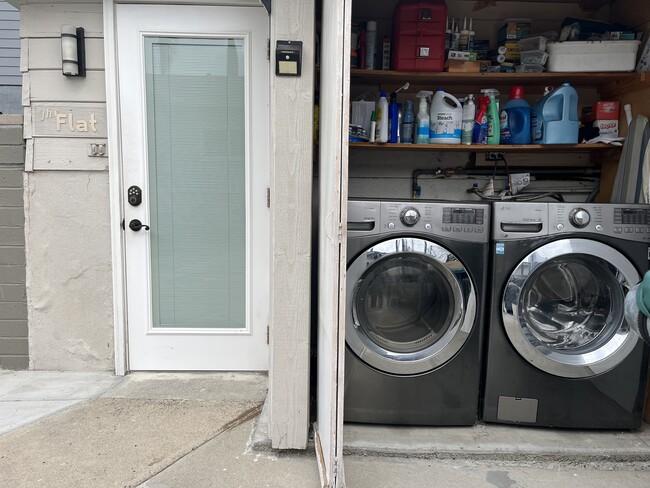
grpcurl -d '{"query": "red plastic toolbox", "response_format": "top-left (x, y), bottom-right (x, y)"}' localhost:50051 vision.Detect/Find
top-left (392, 0), bottom-right (447, 72)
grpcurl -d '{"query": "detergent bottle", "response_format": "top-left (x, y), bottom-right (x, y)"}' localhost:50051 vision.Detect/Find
top-left (531, 83), bottom-right (579, 144)
top-left (481, 88), bottom-right (500, 145)
top-left (500, 86), bottom-right (531, 145)
top-left (429, 89), bottom-right (462, 145)
top-left (415, 90), bottom-right (432, 144)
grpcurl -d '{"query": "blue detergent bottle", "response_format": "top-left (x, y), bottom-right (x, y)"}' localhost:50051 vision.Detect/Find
top-left (531, 83), bottom-right (579, 144)
top-left (500, 86), bottom-right (531, 145)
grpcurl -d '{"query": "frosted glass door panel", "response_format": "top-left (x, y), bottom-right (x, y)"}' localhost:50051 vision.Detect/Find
top-left (145, 37), bottom-right (246, 330)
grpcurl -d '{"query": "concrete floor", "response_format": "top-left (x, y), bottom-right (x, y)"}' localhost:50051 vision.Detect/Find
top-left (1, 370), bottom-right (650, 487)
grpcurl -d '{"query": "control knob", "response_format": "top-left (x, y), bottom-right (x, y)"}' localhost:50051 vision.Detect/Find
top-left (569, 208), bottom-right (590, 228)
top-left (400, 207), bottom-right (420, 226)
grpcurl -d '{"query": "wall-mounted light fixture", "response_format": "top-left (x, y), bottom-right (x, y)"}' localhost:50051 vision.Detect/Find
top-left (61, 25), bottom-right (86, 77)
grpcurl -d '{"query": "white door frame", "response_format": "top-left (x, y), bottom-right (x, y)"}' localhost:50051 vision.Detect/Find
top-left (104, 0), bottom-right (128, 375)
top-left (103, 0), bottom-right (270, 374)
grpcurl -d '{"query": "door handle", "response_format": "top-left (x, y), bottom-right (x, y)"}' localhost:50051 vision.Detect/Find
top-left (129, 219), bottom-right (150, 232)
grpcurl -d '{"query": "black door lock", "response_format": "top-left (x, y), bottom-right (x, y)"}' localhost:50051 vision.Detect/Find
top-left (129, 219), bottom-right (150, 231)
top-left (127, 186), bottom-right (143, 206)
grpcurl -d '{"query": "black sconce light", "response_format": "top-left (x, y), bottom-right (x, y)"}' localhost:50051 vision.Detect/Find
top-left (61, 25), bottom-right (86, 77)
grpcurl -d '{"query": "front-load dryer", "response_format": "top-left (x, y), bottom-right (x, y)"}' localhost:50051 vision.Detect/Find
top-left (482, 202), bottom-right (650, 429)
top-left (344, 199), bottom-right (490, 426)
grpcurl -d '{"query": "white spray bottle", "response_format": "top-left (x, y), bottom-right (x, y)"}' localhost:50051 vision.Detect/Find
top-left (415, 91), bottom-right (432, 144)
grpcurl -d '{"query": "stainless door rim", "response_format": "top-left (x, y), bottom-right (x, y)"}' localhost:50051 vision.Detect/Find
top-left (502, 238), bottom-right (640, 378)
top-left (346, 237), bottom-right (477, 375)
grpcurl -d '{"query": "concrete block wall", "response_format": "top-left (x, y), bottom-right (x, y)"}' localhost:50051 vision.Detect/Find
top-left (0, 114), bottom-right (26, 369)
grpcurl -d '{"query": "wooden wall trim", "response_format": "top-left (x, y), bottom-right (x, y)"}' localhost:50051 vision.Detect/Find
top-left (268, 0), bottom-right (315, 450)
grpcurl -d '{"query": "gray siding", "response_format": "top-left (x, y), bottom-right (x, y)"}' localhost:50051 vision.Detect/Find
top-left (0, 1), bottom-right (19, 87)
top-left (0, 114), bottom-right (26, 370)
top-left (0, 0), bottom-right (20, 114)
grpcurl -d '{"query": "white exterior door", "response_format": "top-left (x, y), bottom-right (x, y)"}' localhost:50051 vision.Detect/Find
top-left (116, 4), bottom-right (270, 371)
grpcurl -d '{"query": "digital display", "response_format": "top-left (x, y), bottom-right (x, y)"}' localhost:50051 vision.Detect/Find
top-left (443, 208), bottom-right (484, 225)
top-left (615, 208), bottom-right (650, 225)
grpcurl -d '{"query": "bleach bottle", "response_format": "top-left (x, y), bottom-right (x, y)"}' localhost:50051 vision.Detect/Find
top-left (500, 86), bottom-right (531, 145)
top-left (532, 83), bottom-right (579, 144)
top-left (430, 89), bottom-right (462, 145)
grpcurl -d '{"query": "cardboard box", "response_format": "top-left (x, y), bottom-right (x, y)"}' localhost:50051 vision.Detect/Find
top-left (445, 60), bottom-right (481, 72)
top-left (583, 101), bottom-right (620, 123)
top-left (497, 19), bottom-right (531, 44)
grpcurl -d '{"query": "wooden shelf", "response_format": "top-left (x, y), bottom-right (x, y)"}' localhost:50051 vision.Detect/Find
top-left (349, 142), bottom-right (621, 153)
top-left (350, 69), bottom-right (647, 92)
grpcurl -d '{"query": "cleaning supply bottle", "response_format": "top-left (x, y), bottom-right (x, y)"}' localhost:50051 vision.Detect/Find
top-left (376, 90), bottom-right (389, 143)
top-left (401, 100), bottom-right (415, 144)
top-left (500, 86), bottom-right (531, 145)
top-left (388, 92), bottom-right (400, 143)
top-left (481, 88), bottom-right (501, 145)
top-left (532, 83), bottom-right (579, 144)
top-left (461, 94), bottom-right (476, 145)
top-left (415, 90), bottom-right (432, 144)
top-left (473, 96), bottom-right (490, 144)
top-left (429, 89), bottom-right (462, 145)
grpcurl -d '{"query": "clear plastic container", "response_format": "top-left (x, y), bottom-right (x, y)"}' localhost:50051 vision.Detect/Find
top-left (519, 50), bottom-right (549, 65)
top-left (518, 36), bottom-right (548, 52)
top-left (516, 64), bottom-right (545, 73)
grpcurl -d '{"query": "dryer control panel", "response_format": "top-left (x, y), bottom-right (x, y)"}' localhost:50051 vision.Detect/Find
top-left (549, 203), bottom-right (650, 243)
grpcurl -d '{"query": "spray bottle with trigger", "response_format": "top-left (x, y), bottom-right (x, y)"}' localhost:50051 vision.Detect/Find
top-left (415, 91), bottom-right (433, 144)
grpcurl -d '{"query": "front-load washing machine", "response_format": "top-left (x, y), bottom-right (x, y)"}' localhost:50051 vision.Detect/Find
top-left (344, 199), bottom-right (490, 426)
top-left (482, 202), bottom-right (650, 429)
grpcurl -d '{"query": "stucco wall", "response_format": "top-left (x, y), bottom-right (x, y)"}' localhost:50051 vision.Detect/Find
top-left (24, 171), bottom-right (113, 370)
top-left (22, 1), bottom-right (113, 370)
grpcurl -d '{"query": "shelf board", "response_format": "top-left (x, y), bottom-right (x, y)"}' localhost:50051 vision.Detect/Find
top-left (349, 142), bottom-right (622, 153)
top-left (350, 69), bottom-right (640, 88)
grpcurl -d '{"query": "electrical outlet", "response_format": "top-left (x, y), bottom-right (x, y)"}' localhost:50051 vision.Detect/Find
top-left (484, 152), bottom-right (505, 161)
top-left (509, 172), bottom-right (530, 195)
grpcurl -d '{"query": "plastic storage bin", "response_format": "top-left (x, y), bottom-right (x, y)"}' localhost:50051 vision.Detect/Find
top-left (516, 64), bottom-right (545, 73)
top-left (519, 50), bottom-right (548, 65)
top-left (547, 40), bottom-right (641, 72)
top-left (392, 0), bottom-right (447, 72)
top-left (518, 36), bottom-right (548, 52)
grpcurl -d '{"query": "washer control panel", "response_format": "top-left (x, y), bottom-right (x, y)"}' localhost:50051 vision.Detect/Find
top-left (382, 201), bottom-right (490, 243)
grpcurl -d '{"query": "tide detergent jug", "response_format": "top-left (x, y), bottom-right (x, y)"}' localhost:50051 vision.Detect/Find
top-left (430, 89), bottom-right (462, 144)
top-left (531, 83), bottom-right (579, 144)
top-left (500, 86), bottom-right (531, 145)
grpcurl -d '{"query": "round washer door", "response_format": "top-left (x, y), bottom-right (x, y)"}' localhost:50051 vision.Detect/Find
top-left (502, 238), bottom-right (640, 379)
top-left (346, 237), bottom-right (477, 375)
